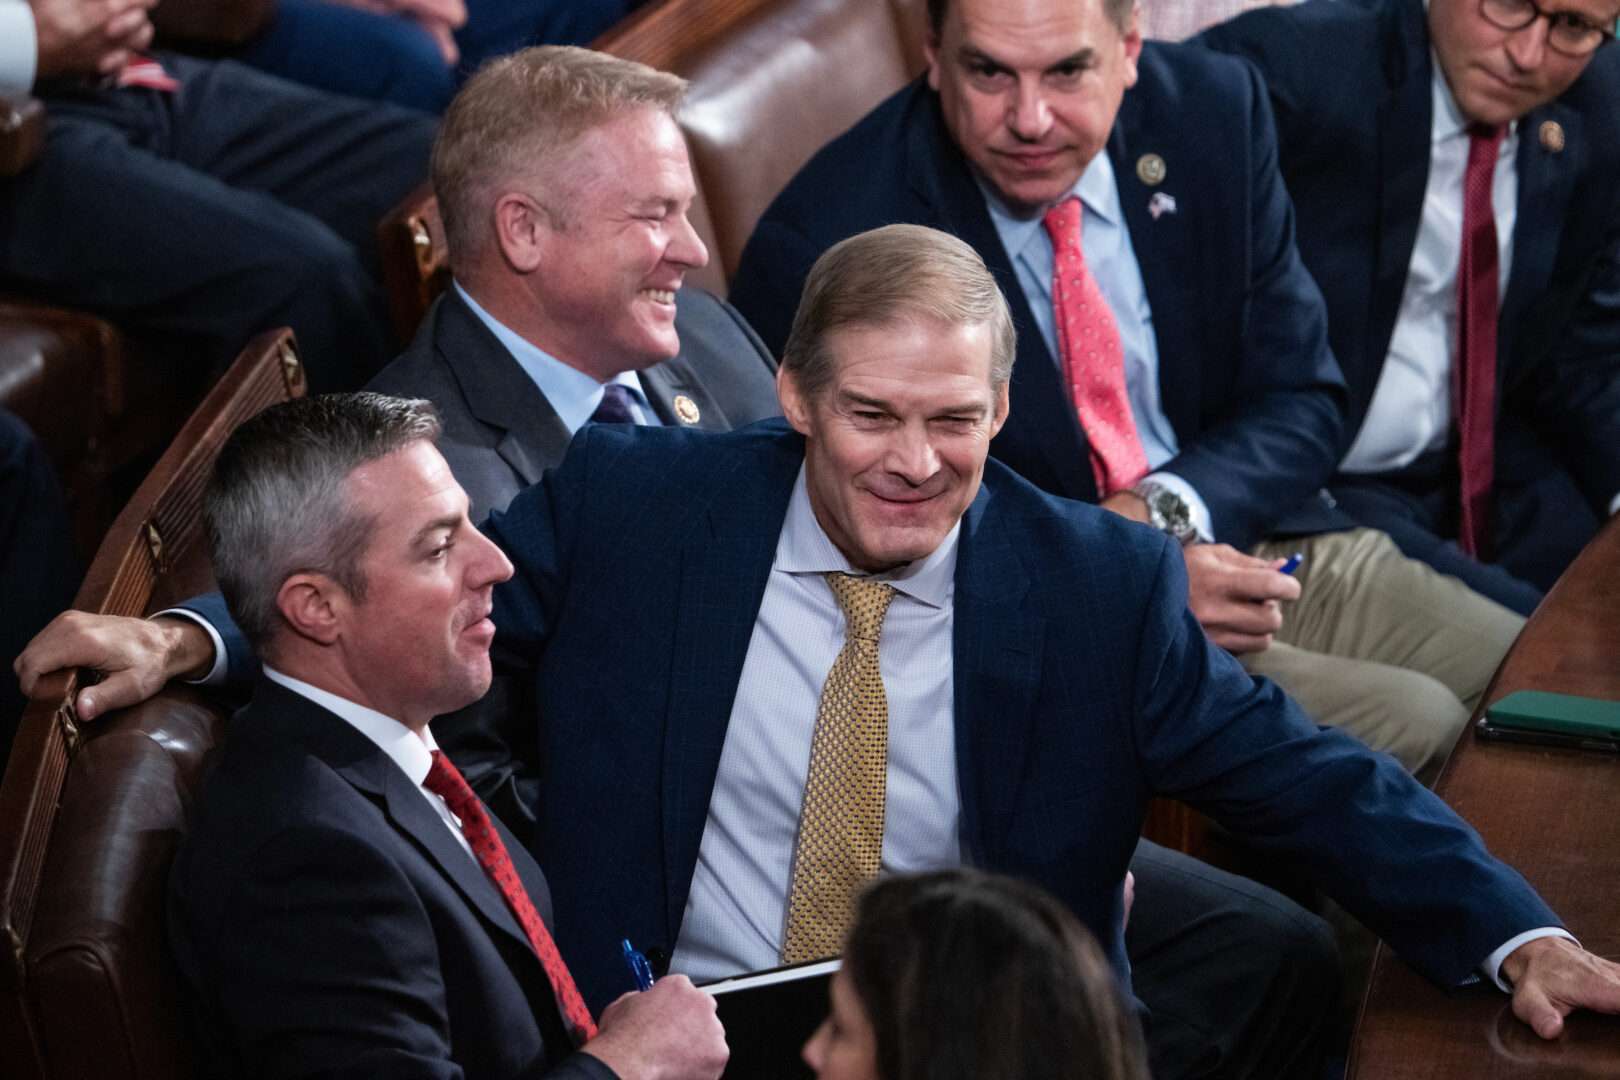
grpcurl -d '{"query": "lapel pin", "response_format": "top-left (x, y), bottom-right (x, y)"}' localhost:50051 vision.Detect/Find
top-left (1136, 153), bottom-right (1167, 186)
top-left (673, 394), bottom-right (701, 425)
top-left (1148, 192), bottom-right (1178, 220)
top-left (1539, 120), bottom-right (1565, 153)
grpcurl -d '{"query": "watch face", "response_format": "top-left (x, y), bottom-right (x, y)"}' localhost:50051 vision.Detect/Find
top-left (1145, 488), bottom-right (1192, 540)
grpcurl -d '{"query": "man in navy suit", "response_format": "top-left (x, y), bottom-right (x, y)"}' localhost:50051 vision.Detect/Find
top-left (729, 0), bottom-right (1524, 784)
top-left (21, 226), bottom-right (1620, 1078)
top-left (168, 393), bottom-right (727, 1079)
top-left (484, 225), bottom-right (1620, 1064)
top-left (1201, 0), bottom-right (1620, 612)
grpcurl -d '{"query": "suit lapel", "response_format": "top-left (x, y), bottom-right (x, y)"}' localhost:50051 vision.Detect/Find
top-left (1109, 74), bottom-right (1201, 442)
top-left (951, 483), bottom-right (1044, 863)
top-left (251, 678), bottom-right (538, 957)
top-left (904, 88), bottom-right (1099, 503)
top-left (1367, 3), bottom-right (1434, 386)
top-left (638, 355), bottom-right (723, 431)
top-left (1500, 100), bottom-right (1581, 387)
top-left (660, 432), bottom-right (803, 932)
top-left (436, 291), bottom-right (573, 486)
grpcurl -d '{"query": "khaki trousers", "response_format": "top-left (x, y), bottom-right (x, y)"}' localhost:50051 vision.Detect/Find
top-left (1244, 529), bottom-right (1523, 780)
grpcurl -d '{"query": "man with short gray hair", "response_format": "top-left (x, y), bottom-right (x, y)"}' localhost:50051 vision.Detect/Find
top-left (168, 392), bottom-right (728, 1080)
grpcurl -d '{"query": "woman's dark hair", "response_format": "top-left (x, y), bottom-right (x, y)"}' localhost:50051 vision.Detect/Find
top-left (844, 869), bottom-right (1149, 1080)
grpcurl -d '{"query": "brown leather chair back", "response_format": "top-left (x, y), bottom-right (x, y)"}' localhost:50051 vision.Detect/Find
top-left (652, 0), bottom-right (920, 289)
top-left (377, 181), bottom-right (451, 349)
top-left (0, 329), bottom-right (306, 1080)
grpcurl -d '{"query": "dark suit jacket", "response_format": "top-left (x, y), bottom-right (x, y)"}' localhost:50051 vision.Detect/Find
top-left (368, 285), bottom-right (782, 522)
top-left (168, 677), bottom-right (614, 1080)
top-left (477, 419), bottom-right (1556, 1012)
top-left (729, 47), bottom-right (1350, 550)
top-left (361, 284), bottom-right (780, 826)
top-left (1200, 0), bottom-right (1620, 517)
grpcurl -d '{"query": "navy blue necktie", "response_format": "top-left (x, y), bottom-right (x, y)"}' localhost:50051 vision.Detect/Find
top-left (590, 384), bottom-right (638, 425)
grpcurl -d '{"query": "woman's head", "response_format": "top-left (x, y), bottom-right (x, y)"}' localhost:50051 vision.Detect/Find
top-left (802, 868), bottom-right (1148, 1080)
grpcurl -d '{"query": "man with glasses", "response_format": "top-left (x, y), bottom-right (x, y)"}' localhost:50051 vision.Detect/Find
top-left (1203, 0), bottom-right (1620, 614)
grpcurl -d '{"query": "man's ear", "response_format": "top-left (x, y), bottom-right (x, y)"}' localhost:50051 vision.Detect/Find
top-left (1121, 1), bottom-right (1144, 89)
top-left (989, 380), bottom-right (1011, 439)
top-left (275, 572), bottom-right (346, 647)
top-left (492, 191), bottom-right (549, 275)
top-left (777, 365), bottom-right (815, 436)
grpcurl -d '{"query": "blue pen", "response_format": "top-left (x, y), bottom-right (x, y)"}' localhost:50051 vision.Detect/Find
top-left (1278, 553), bottom-right (1305, 576)
top-left (621, 938), bottom-right (655, 991)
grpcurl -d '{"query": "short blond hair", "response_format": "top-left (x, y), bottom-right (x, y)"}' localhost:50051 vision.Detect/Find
top-left (433, 46), bottom-right (687, 266)
top-left (782, 224), bottom-right (1016, 399)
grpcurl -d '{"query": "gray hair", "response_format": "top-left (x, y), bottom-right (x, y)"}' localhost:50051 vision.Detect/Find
top-left (204, 393), bottom-right (442, 655)
top-left (781, 224), bottom-right (1016, 400)
top-left (433, 45), bottom-right (688, 265)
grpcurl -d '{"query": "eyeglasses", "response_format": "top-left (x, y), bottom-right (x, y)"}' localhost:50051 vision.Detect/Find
top-left (1479, 0), bottom-right (1617, 57)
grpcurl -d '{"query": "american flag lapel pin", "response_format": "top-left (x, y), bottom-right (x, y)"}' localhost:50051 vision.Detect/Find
top-left (1147, 192), bottom-right (1178, 220)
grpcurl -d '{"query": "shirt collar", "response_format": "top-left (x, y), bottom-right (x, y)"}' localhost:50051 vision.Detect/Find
top-left (262, 666), bottom-right (441, 787)
top-left (979, 151), bottom-right (1121, 270)
top-left (774, 465), bottom-right (959, 609)
top-left (453, 280), bottom-right (647, 435)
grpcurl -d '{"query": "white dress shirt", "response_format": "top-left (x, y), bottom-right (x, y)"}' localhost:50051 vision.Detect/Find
top-left (669, 466), bottom-right (963, 980)
top-left (1341, 65), bottom-right (1517, 474)
top-left (261, 666), bottom-right (475, 861)
top-left (454, 281), bottom-right (655, 433)
top-left (982, 154), bottom-right (1215, 541)
top-left (0, 0), bottom-right (38, 94)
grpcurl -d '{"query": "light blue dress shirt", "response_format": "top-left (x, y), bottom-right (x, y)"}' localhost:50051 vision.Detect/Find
top-left (453, 281), bottom-right (657, 433)
top-left (981, 156), bottom-right (1214, 540)
top-left (670, 467), bottom-right (963, 980)
top-left (0, 0), bottom-right (39, 94)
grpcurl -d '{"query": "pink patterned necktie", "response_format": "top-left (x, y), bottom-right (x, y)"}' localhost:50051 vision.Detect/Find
top-left (1455, 124), bottom-right (1506, 559)
top-left (1043, 196), bottom-right (1149, 496)
top-left (117, 55), bottom-right (179, 93)
top-left (424, 751), bottom-right (599, 1046)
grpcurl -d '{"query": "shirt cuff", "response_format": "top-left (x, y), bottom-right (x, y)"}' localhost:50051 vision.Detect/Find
top-left (1607, 491), bottom-right (1619, 517)
top-left (0, 4), bottom-right (39, 95)
top-left (1141, 470), bottom-right (1214, 543)
top-left (153, 608), bottom-right (229, 687)
top-left (1483, 927), bottom-right (1578, 992)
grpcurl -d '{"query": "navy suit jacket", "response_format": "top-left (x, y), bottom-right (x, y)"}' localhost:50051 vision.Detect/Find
top-left (730, 46), bottom-right (1350, 549)
top-left (1200, 0), bottom-right (1620, 516)
top-left (368, 285), bottom-right (781, 523)
top-left (168, 677), bottom-right (613, 1079)
top-left (474, 419), bottom-right (1554, 1012)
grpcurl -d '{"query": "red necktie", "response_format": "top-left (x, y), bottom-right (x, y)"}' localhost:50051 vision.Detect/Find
top-left (1455, 125), bottom-right (1506, 559)
top-left (424, 751), bottom-right (599, 1046)
top-left (1043, 196), bottom-right (1150, 496)
top-left (116, 54), bottom-right (180, 93)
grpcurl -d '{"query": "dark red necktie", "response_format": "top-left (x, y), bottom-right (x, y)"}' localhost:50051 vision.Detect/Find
top-left (1043, 196), bottom-right (1149, 496)
top-left (1455, 124), bottom-right (1506, 559)
top-left (424, 751), bottom-right (599, 1045)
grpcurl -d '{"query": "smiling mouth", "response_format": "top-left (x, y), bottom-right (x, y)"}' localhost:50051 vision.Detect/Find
top-left (641, 288), bottom-right (677, 304)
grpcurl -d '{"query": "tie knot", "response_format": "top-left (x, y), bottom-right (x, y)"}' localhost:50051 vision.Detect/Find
top-left (826, 573), bottom-right (895, 643)
top-left (590, 383), bottom-right (639, 425)
top-left (424, 750), bottom-right (477, 816)
top-left (1042, 196), bottom-right (1084, 254)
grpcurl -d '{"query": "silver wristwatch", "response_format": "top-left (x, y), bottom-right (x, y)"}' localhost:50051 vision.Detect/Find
top-left (1131, 480), bottom-right (1198, 547)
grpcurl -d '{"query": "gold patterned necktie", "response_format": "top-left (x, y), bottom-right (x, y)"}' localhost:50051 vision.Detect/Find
top-left (781, 572), bottom-right (896, 964)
